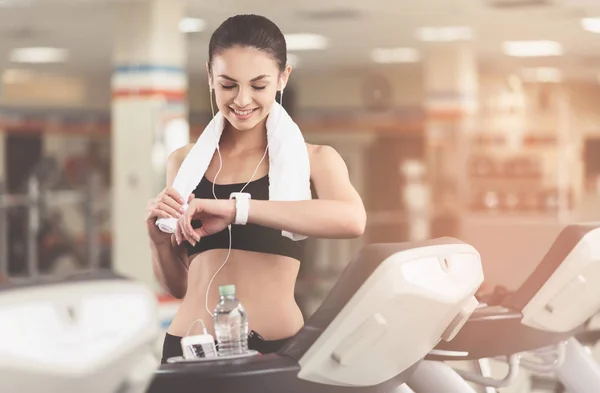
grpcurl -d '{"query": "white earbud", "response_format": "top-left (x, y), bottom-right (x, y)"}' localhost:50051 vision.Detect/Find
top-left (279, 79), bottom-right (285, 105)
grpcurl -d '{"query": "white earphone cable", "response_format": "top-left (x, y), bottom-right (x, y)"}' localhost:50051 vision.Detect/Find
top-left (203, 82), bottom-right (285, 318)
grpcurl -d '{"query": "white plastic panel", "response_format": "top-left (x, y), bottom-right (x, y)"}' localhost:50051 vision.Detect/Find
top-left (0, 279), bottom-right (159, 393)
top-left (521, 227), bottom-right (600, 332)
top-left (297, 243), bottom-right (484, 387)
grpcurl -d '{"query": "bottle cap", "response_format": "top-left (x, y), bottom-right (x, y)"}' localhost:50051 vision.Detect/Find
top-left (219, 284), bottom-right (236, 297)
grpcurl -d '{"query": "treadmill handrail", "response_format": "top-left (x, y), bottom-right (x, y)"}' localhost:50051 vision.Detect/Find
top-left (503, 223), bottom-right (600, 311)
top-left (279, 237), bottom-right (472, 360)
top-left (454, 354), bottom-right (520, 388)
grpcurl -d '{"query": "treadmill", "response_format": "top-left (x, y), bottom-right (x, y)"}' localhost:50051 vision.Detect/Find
top-left (0, 270), bottom-right (160, 393)
top-left (408, 223), bottom-right (600, 393)
top-left (0, 238), bottom-right (484, 393)
top-left (149, 238), bottom-right (483, 393)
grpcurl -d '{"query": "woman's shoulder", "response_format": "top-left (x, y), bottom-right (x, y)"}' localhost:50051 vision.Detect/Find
top-left (166, 143), bottom-right (195, 172)
top-left (306, 143), bottom-right (343, 159)
top-left (306, 143), bottom-right (346, 172)
top-left (306, 143), bottom-right (333, 157)
top-left (168, 143), bottom-right (195, 164)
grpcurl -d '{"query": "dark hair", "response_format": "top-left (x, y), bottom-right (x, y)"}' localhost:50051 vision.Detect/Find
top-left (208, 14), bottom-right (287, 72)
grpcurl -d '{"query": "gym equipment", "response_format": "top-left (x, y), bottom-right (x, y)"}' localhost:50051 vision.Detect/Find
top-left (0, 172), bottom-right (103, 280)
top-left (408, 223), bottom-right (600, 393)
top-left (0, 271), bottom-right (159, 393)
top-left (529, 320), bottom-right (600, 392)
top-left (148, 238), bottom-right (483, 393)
top-left (0, 238), bottom-right (484, 393)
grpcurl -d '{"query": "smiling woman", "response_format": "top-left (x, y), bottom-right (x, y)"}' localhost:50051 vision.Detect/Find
top-left (206, 16), bottom-right (290, 132)
top-left (145, 14), bottom-right (366, 364)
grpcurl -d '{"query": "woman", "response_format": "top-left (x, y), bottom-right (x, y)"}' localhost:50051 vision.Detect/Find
top-left (146, 14), bottom-right (366, 363)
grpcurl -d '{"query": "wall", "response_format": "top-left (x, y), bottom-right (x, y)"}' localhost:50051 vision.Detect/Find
top-left (187, 66), bottom-right (425, 116)
top-left (0, 64), bottom-right (428, 181)
top-left (2, 66), bottom-right (600, 289)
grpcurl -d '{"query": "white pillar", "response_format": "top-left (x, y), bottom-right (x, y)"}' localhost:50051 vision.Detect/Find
top-left (111, 0), bottom-right (188, 288)
top-left (424, 44), bottom-right (478, 112)
top-left (423, 43), bottom-right (478, 235)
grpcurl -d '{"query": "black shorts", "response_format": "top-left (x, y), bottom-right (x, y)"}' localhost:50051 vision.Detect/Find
top-left (161, 330), bottom-right (291, 364)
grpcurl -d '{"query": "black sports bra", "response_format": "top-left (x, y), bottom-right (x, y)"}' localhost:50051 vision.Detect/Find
top-left (184, 174), bottom-right (309, 261)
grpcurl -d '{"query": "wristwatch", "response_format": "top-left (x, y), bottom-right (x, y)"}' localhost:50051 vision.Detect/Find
top-left (229, 192), bottom-right (251, 225)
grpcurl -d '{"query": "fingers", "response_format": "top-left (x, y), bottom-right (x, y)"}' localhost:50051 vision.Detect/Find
top-left (160, 191), bottom-right (186, 214)
top-left (160, 186), bottom-right (187, 214)
top-left (179, 202), bottom-right (202, 245)
top-left (178, 217), bottom-right (196, 246)
top-left (184, 210), bottom-right (201, 243)
top-left (150, 207), bottom-right (171, 220)
top-left (174, 221), bottom-right (183, 246)
top-left (194, 227), bottom-right (210, 239)
top-left (157, 201), bottom-right (182, 219)
top-left (165, 187), bottom-right (185, 202)
top-left (146, 188), bottom-right (189, 223)
top-left (146, 198), bottom-right (170, 221)
top-left (146, 199), bottom-right (178, 221)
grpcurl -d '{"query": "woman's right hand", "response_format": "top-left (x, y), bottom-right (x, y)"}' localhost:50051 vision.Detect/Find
top-left (146, 187), bottom-right (190, 244)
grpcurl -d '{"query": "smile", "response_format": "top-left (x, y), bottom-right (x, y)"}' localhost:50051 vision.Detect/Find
top-left (230, 107), bottom-right (258, 120)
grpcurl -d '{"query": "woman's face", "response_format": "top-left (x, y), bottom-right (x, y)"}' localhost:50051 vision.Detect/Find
top-left (208, 46), bottom-right (290, 131)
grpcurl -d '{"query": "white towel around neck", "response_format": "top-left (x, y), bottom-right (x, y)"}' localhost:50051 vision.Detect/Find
top-left (155, 102), bottom-right (311, 241)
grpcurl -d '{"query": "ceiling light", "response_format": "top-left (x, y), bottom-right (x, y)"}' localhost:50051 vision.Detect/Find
top-left (370, 47), bottom-right (420, 64)
top-left (287, 53), bottom-right (299, 68)
top-left (416, 26), bottom-right (473, 42)
top-left (502, 41), bottom-right (562, 57)
top-left (581, 17), bottom-right (600, 33)
top-left (521, 67), bottom-right (562, 82)
top-left (284, 33), bottom-right (328, 51)
top-left (179, 18), bottom-right (206, 33)
top-left (10, 47), bottom-right (68, 63)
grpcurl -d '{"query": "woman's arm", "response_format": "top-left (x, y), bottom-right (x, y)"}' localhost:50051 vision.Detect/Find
top-left (150, 235), bottom-right (188, 298)
top-left (248, 145), bottom-right (366, 239)
top-left (178, 145), bottom-right (367, 244)
top-left (148, 146), bottom-right (192, 298)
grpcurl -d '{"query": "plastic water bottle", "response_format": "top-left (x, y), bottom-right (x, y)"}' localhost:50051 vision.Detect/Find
top-left (213, 284), bottom-right (248, 356)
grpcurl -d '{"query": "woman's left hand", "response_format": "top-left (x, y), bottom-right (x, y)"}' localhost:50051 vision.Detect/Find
top-left (176, 198), bottom-right (236, 245)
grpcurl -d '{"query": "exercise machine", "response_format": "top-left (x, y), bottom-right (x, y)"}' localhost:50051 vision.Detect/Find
top-left (149, 238), bottom-right (483, 393)
top-left (530, 320), bottom-right (600, 392)
top-left (0, 270), bottom-right (159, 393)
top-left (408, 223), bottom-right (600, 393)
top-left (0, 238), bottom-right (484, 393)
